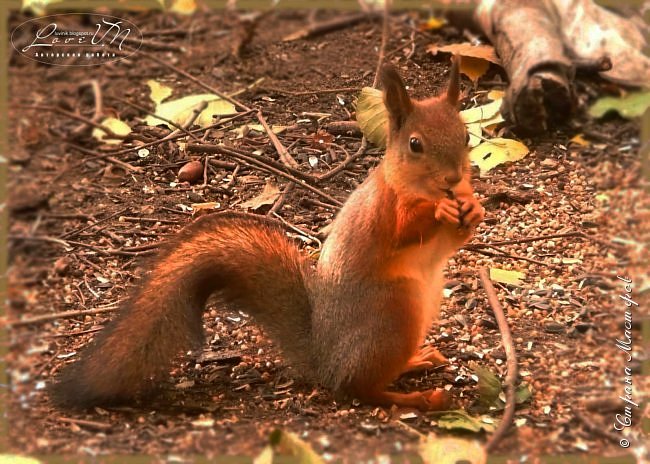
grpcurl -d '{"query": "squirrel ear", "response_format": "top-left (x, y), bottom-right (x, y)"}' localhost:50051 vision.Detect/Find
top-left (446, 55), bottom-right (461, 107)
top-left (380, 64), bottom-right (413, 130)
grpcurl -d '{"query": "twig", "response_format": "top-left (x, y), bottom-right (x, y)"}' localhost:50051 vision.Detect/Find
top-left (68, 144), bottom-right (142, 172)
top-left (470, 245), bottom-right (550, 267)
top-left (478, 268), bottom-right (518, 452)
top-left (6, 306), bottom-right (117, 328)
top-left (318, 139), bottom-right (368, 181)
top-left (59, 207), bottom-right (129, 240)
top-left (282, 12), bottom-right (380, 42)
top-left (268, 183), bottom-right (295, 216)
top-left (257, 110), bottom-right (299, 169)
top-left (57, 417), bottom-right (112, 431)
top-left (189, 143), bottom-right (342, 207)
top-left (573, 409), bottom-right (623, 445)
top-left (72, 80), bottom-right (103, 135)
top-left (17, 104), bottom-right (124, 140)
top-left (271, 212), bottom-right (322, 248)
top-left (262, 86), bottom-right (360, 96)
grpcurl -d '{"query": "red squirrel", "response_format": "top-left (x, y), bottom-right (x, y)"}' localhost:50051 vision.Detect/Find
top-left (50, 57), bottom-right (484, 411)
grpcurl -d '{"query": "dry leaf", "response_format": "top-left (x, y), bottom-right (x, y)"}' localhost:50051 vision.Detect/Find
top-left (469, 137), bottom-right (529, 176)
top-left (569, 134), bottom-right (590, 146)
top-left (92, 117), bottom-right (132, 144)
top-left (429, 43), bottom-right (500, 82)
top-left (240, 182), bottom-right (281, 211)
top-left (419, 16), bottom-right (446, 31)
top-left (460, 99), bottom-right (502, 124)
top-left (419, 435), bottom-right (486, 464)
top-left (356, 87), bottom-right (388, 148)
top-left (147, 80), bottom-right (173, 106)
top-left (145, 94), bottom-right (236, 129)
top-left (428, 42), bottom-right (500, 64)
top-left (191, 202), bottom-right (220, 211)
top-left (489, 268), bottom-right (526, 286)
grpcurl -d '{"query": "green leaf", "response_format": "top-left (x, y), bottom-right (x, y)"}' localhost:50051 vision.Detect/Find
top-left (419, 435), bottom-right (486, 464)
top-left (145, 94), bottom-right (236, 129)
top-left (469, 138), bottom-right (529, 176)
top-left (436, 409), bottom-right (497, 433)
top-left (92, 117), bottom-right (132, 144)
top-left (489, 268), bottom-right (526, 286)
top-left (515, 383), bottom-right (533, 404)
top-left (356, 87), bottom-right (388, 148)
top-left (471, 363), bottom-right (503, 408)
top-left (589, 91), bottom-right (650, 119)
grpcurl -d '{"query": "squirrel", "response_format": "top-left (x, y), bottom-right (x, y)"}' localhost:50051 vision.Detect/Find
top-left (50, 57), bottom-right (484, 411)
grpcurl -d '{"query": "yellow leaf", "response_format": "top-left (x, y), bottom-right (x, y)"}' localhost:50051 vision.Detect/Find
top-left (466, 122), bottom-right (483, 148)
top-left (271, 430), bottom-right (325, 464)
top-left (22, 0), bottom-right (64, 14)
top-left (419, 435), bottom-right (486, 464)
top-left (145, 94), bottom-right (236, 129)
top-left (459, 56), bottom-right (490, 82)
top-left (460, 99), bottom-right (502, 124)
top-left (487, 89), bottom-right (505, 100)
top-left (356, 87), bottom-right (388, 148)
top-left (170, 0), bottom-right (197, 14)
top-left (420, 16), bottom-right (447, 31)
top-left (469, 138), bottom-right (529, 175)
top-left (428, 43), bottom-right (500, 65)
top-left (147, 80), bottom-right (173, 106)
top-left (569, 134), bottom-right (590, 146)
top-left (92, 117), bottom-right (132, 144)
top-left (0, 455), bottom-right (43, 464)
top-left (489, 268), bottom-right (526, 286)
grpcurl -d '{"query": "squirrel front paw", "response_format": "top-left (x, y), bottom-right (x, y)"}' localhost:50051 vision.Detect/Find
top-left (434, 198), bottom-right (462, 226)
top-left (459, 196), bottom-right (484, 228)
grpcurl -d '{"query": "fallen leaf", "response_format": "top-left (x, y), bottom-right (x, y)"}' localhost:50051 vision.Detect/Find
top-left (466, 122), bottom-right (483, 148)
top-left (92, 117), bottom-right (132, 144)
top-left (515, 384), bottom-right (533, 404)
top-left (419, 16), bottom-right (447, 31)
top-left (356, 87), bottom-right (388, 148)
top-left (147, 80), bottom-right (173, 106)
top-left (22, 0), bottom-right (64, 14)
top-left (232, 124), bottom-right (288, 138)
top-left (270, 429), bottom-right (325, 463)
top-left (428, 42), bottom-right (500, 64)
top-left (429, 43), bottom-right (500, 81)
top-left (253, 445), bottom-right (274, 464)
top-left (469, 138), bottom-right (529, 175)
top-left (471, 363), bottom-right (502, 408)
top-left (460, 99), bottom-right (503, 124)
top-left (589, 91), bottom-right (650, 119)
top-left (489, 268), bottom-right (526, 286)
top-left (169, 0), bottom-right (197, 14)
top-left (145, 94), bottom-right (236, 129)
top-left (240, 182), bottom-right (281, 211)
top-left (419, 435), bottom-right (486, 464)
top-left (0, 455), bottom-right (42, 464)
top-left (569, 134), bottom-right (590, 146)
top-left (311, 130), bottom-right (335, 149)
top-left (436, 409), bottom-right (497, 433)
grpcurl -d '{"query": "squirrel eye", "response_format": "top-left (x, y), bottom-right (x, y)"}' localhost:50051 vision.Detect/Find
top-left (409, 137), bottom-right (423, 153)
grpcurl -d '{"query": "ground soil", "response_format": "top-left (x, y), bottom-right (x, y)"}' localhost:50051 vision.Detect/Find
top-left (5, 8), bottom-right (649, 462)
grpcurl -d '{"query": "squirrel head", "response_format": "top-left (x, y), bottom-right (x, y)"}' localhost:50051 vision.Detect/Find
top-left (380, 56), bottom-right (469, 197)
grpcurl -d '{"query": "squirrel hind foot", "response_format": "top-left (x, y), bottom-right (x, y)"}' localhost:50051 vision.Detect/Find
top-left (359, 389), bottom-right (452, 412)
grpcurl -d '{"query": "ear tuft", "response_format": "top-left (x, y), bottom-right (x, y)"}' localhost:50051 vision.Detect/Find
top-left (380, 64), bottom-right (413, 131)
top-left (446, 54), bottom-right (461, 107)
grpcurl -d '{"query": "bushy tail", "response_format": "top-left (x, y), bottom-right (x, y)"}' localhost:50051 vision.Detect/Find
top-left (50, 213), bottom-right (313, 409)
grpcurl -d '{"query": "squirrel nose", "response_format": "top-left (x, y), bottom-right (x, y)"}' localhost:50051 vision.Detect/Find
top-left (444, 173), bottom-right (462, 186)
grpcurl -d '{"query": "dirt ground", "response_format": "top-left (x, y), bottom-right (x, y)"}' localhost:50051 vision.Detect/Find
top-left (5, 8), bottom-right (649, 462)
